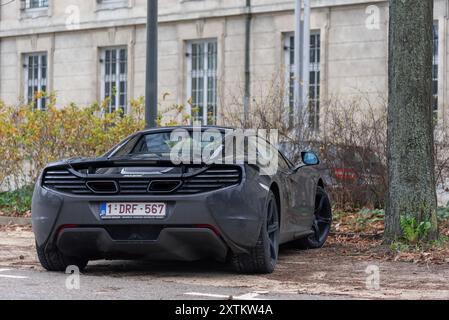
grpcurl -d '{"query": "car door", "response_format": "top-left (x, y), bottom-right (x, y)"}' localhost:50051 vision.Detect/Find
top-left (285, 157), bottom-right (316, 234)
top-left (252, 138), bottom-right (293, 236)
top-left (256, 138), bottom-right (313, 237)
top-left (275, 151), bottom-right (298, 238)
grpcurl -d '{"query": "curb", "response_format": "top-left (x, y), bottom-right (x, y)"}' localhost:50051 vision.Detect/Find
top-left (0, 216), bottom-right (32, 226)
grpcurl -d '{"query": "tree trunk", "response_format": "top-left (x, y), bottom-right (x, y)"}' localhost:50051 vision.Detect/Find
top-left (386, 0), bottom-right (439, 241)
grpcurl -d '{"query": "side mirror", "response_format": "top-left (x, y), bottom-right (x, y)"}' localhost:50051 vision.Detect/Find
top-left (301, 151), bottom-right (320, 166)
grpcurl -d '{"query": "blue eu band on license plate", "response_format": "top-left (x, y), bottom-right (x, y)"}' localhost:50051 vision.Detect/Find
top-left (100, 203), bottom-right (107, 217)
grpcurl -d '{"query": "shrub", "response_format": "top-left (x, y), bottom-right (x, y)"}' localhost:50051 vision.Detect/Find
top-left (400, 215), bottom-right (432, 244)
top-left (221, 86), bottom-right (389, 209)
top-left (0, 96), bottom-right (147, 189)
top-left (0, 186), bottom-right (34, 216)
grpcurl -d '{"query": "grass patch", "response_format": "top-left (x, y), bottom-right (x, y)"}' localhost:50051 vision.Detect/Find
top-left (0, 186), bottom-right (33, 217)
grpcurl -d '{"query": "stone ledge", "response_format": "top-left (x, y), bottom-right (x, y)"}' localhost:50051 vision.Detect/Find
top-left (0, 216), bottom-right (32, 226)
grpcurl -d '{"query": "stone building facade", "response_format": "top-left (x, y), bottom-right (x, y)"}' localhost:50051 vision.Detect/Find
top-left (0, 0), bottom-right (446, 128)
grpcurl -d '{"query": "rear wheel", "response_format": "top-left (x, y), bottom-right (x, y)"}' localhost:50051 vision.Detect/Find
top-left (295, 187), bottom-right (332, 249)
top-left (36, 242), bottom-right (88, 272)
top-left (233, 192), bottom-right (280, 274)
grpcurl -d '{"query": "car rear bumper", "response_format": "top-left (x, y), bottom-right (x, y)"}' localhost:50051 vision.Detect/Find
top-left (57, 227), bottom-right (229, 262)
top-left (32, 168), bottom-right (269, 260)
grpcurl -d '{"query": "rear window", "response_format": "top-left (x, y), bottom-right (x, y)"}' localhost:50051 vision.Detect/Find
top-left (111, 131), bottom-right (225, 159)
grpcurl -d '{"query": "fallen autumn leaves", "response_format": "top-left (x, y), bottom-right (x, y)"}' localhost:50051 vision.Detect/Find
top-left (331, 209), bottom-right (449, 265)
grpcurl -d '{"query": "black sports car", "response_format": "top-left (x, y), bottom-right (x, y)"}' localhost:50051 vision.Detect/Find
top-left (32, 126), bottom-right (332, 274)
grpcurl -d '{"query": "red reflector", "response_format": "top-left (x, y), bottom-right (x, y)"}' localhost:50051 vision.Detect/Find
top-left (195, 224), bottom-right (221, 236)
top-left (57, 224), bottom-right (80, 237)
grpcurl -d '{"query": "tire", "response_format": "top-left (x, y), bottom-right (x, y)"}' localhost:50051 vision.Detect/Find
top-left (295, 186), bottom-right (332, 250)
top-left (232, 191), bottom-right (280, 274)
top-left (36, 242), bottom-right (88, 272)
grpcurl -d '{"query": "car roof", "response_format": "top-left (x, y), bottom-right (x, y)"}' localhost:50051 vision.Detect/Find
top-left (107, 126), bottom-right (296, 164)
top-left (139, 126), bottom-right (236, 134)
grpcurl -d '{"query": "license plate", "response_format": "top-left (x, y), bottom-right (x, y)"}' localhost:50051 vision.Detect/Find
top-left (100, 202), bottom-right (166, 219)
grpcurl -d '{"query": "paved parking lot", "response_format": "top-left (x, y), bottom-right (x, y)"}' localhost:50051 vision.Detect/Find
top-left (1, 226), bottom-right (448, 300)
top-left (0, 266), bottom-right (341, 300)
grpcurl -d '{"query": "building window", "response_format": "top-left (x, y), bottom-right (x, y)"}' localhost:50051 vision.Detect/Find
top-left (285, 31), bottom-right (321, 131)
top-left (24, 53), bottom-right (47, 111)
top-left (23, 0), bottom-right (48, 9)
top-left (99, 0), bottom-right (125, 4)
top-left (187, 40), bottom-right (218, 125)
top-left (96, 0), bottom-right (129, 10)
top-left (287, 36), bottom-right (295, 120)
top-left (432, 22), bottom-right (439, 118)
top-left (101, 47), bottom-right (128, 113)
top-left (309, 33), bottom-right (321, 132)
